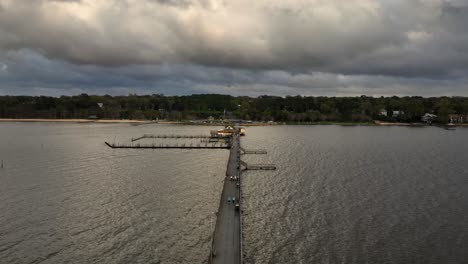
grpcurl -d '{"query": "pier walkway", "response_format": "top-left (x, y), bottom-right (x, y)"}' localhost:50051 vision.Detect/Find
top-left (105, 142), bottom-right (230, 149)
top-left (132, 134), bottom-right (230, 142)
top-left (211, 132), bottom-right (241, 264)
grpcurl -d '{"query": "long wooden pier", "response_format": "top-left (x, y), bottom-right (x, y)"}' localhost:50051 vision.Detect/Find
top-left (131, 134), bottom-right (230, 142)
top-left (105, 128), bottom-right (276, 264)
top-left (211, 131), bottom-right (242, 264)
top-left (105, 142), bottom-right (230, 149)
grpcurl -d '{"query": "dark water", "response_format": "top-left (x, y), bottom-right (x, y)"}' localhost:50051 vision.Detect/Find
top-left (0, 123), bottom-right (227, 264)
top-left (241, 125), bottom-right (468, 264)
top-left (0, 123), bottom-right (467, 264)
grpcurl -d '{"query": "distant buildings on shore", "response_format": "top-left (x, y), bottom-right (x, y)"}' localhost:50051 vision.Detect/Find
top-left (379, 110), bottom-right (468, 125)
top-left (422, 113), bottom-right (437, 124)
top-left (448, 114), bottom-right (468, 124)
top-left (379, 109), bottom-right (405, 117)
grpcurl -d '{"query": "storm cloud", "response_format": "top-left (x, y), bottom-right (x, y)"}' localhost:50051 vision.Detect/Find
top-left (0, 0), bottom-right (467, 95)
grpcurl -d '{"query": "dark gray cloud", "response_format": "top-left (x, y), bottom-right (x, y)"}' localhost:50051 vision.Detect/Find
top-left (153, 0), bottom-right (192, 7)
top-left (1, 49), bottom-right (467, 97)
top-left (0, 1), bottom-right (459, 72)
top-left (0, 0), bottom-right (467, 96)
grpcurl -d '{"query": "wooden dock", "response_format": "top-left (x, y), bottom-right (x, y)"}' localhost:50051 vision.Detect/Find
top-left (105, 142), bottom-right (230, 149)
top-left (200, 138), bottom-right (231, 142)
top-left (243, 164), bottom-right (276, 170)
top-left (104, 127), bottom-right (276, 264)
top-left (131, 134), bottom-right (231, 142)
top-left (240, 160), bottom-right (276, 170)
top-left (239, 147), bottom-right (267, 155)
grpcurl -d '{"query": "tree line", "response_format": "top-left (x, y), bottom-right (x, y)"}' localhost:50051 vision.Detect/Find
top-left (1, 94), bottom-right (467, 123)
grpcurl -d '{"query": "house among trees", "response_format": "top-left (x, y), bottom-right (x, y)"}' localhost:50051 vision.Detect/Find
top-left (380, 109), bottom-right (404, 118)
top-left (87, 103), bottom-right (104, 119)
top-left (422, 113), bottom-right (437, 124)
top-left (448, 114), bottom-right (468, 123)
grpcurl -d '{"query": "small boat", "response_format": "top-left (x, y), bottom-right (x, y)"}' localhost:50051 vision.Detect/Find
top-left (445, 123), bottom-right (456, 130)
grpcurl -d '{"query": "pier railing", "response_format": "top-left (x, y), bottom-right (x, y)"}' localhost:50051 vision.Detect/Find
top-left (239, 161), bottom-right (244, 264)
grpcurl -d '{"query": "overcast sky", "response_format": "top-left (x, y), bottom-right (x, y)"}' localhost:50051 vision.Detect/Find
top-left (0, 0), bottom-right (467, 96)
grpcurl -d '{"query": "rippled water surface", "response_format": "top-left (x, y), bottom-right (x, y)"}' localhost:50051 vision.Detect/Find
top-left (0, 123), bottom-right (467, 264)
top-left (0, 123), bottom-right (227, 264)
top-left (242, 125), bottom-right (468, 264)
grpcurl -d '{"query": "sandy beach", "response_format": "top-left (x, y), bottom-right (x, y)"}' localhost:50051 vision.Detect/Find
top-left (374, 121), bottom-right (425, 126)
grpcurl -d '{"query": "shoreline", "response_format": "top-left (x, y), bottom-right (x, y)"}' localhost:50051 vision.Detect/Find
top-left (0, 118), bottom-right (162, 124)
top-left (1, 118), bottom-right (467, 127)
top-left (0, 118), bottom-right (274, 126)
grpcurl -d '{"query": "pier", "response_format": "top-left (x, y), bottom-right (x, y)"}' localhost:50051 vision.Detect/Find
top-left (239, 160), bottom-right (276, 170)
top-left (105, 126), bottom-right (275, 263)
top-left (239, 147), bottom-right (267, 155)
top-left (211, 131), bottom-right (242, 264)
top-left (105, 142), bottom-right (230, 149)
top-left (131, 134), bottom-right (230, 142)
